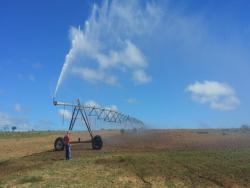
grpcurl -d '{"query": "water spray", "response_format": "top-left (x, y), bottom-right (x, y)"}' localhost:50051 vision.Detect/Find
top-left (54, 58), bottom-right (69, 96)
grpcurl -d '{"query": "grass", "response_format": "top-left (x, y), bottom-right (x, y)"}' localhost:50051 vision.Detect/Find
top-left (1, 149), bottom-right (250, 187)
top-left (1, 131), bottom-right (250, 187)
top-left (0, 131), bottom-right (58, 139)
top-left (18, 176), bottom-right (43, 184)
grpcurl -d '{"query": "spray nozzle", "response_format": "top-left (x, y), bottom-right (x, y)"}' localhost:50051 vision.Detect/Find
top-left (53, 97), bottom-right (58, 106)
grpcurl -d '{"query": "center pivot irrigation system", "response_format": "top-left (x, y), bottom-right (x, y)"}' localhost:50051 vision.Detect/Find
top-left (53, 98), bottom-right (144, 150)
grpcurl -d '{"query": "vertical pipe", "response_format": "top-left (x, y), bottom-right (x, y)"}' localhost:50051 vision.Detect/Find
top-left (68, 107), bottom-right (76, 131)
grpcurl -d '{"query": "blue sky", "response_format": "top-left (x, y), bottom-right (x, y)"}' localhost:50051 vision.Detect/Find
top-left (0, 0), bottom-right (250, 131)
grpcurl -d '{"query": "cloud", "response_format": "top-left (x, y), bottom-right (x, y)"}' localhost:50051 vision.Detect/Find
top-left (14, 103), bottom-right (31, 113)
top-left (0, 112), bottom-right (33, 131)
top-left (133, 70), bottom-right (152, 84)
top-left (58, 109), bottom-right (72, 120)
top-left (186, 81), bottom-right (240, 111)
top-left (32, 62), bottom-right (43, 69)
top-left (106, 105), bottom-right (118, 111)
top-left (17, 73), bottom-right (36, 82)
top-left (85, 100), bottom-right (100, 107)
top-left (95, 40), bottom-right (147, 69)
top-left (72, 67), bottom-right (118, 85)
top-left (69, 39), bottom-right (151, 85)
top-left (58, 100), bottom-right (119, 122)
top-left (35, 119), bottom-right (56, 130)
top-left (85, 100), bottom-right (118, 112)
top-left (0, 113), bottom-right (13, 128)
top-left (55, 0), bottom-right (160, 94)
top-left (127, 98), bottom-right (139, 104)
top-left (87, 102), bottom-right (119, 117)
top-left (14, 103), bottom-right (22, 113)
top-left (28, 74), bottom-right (36, 82)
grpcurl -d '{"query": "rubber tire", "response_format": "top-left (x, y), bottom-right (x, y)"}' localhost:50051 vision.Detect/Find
top-left (92, 135), bottom-right (103, 150)
top-left (54, 137), bottom-right (65, 151)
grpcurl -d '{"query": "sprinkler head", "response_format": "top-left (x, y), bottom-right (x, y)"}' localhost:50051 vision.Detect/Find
top-left (53, 97), bottom-right (58, 106)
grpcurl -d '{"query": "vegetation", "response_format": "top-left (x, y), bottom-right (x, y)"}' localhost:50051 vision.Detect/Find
top-left (1, 149), bottom-right (250, 187)
top-left (0, 131), bottom-right (250, 187)
top-left (11, 126), bottom-right (17, 132)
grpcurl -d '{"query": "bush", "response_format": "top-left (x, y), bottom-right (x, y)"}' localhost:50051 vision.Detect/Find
top-left (241, 124), bottom-right (250, 131)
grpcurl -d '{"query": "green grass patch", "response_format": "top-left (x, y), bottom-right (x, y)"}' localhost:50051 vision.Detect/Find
top-left (18, 176), bottom-right (43, 184)
top-left (1, 149), bottom-right (250, 187)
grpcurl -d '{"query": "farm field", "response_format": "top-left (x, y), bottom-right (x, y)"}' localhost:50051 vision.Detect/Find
top-left (1, 129), bottom-right (250, 188)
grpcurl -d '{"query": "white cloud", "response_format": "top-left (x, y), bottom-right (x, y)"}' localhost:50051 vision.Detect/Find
top-left (28, 74), bottom-right (36, 82)
top-left (127, 98), bottom-right (138, 104)
top-left (14, 103), bottom-right (22, 113)
top-left (32, 62), bottom-right (43, 69)
top-left (85, 100), bottom-right (100, 107)
top-left (210, 96), bottom-right (240, 111)
top-left (96, 40), bottom-right (147, 70)
top-left (0, 112), bottom-right (32, 131)
top-left (107, 105), bottom-right (118, 111)
top-left (85, 100), bottom-right (118, 112)
top-left (17, 73), bottom-right (36, 82)
top-left (58, 109), bottom-right (72, 120)
top-left (57, 100), bottom-right (119, 122)
top-left (109, 1), bottom-right (162, 36)
top-left (35, 119), bottom-right (55, 130)
top-left (0, 113), bottom-right (12, 128)
top-left (72, 67), bottom-right (118, 86)
top-left (133, 70), bottom-right (152, 84)
top-left (14, 103), bottom-right (30, 113)
top-left (55, 0), bottom-right (160, 94)
top-left (186, 81), bottom-right (240, 111)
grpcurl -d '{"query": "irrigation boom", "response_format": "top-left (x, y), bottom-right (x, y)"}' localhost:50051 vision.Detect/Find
top-left (53, 98), bottom-right (144, 151)
top-left (53, 98), bottom-right (144, 125)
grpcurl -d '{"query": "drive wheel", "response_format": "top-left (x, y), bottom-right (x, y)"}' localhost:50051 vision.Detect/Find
top-left (92, 135), bottom-right (103, 150)
top-left (54, 137), bottom-right (65, 151)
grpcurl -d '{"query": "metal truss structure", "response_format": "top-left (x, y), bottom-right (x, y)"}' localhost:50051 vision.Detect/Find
top-left (53, 98), bottom-right (144, 151)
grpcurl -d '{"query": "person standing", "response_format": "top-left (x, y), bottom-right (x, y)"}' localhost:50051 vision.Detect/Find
top-left (64, 131), bottom-right (71, 160)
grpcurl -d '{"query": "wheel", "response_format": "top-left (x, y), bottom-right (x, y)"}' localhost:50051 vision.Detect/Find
top-left (54, 137), bottom-right (65, 151)
top-left (92, 135), bottom-right (103, 150)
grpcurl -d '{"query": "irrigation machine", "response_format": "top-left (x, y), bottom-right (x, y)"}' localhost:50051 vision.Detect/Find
top-left (53, 98), bottom-right (144, 151)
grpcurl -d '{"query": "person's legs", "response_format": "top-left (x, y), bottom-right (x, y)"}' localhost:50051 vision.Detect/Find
top-left (65, 144), bottom-right (69, 160)
top-left (68, 145), bottom-right (71, 160)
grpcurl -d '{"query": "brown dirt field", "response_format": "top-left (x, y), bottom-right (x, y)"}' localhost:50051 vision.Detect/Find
top-left (2, 129), bottom-right (250, 160)
top-left (73, 129), bottom-right (250, 152)
top-left (1, 129), bottom-right (250, 188)
top-left (1, 129), bottom-right (250, 162)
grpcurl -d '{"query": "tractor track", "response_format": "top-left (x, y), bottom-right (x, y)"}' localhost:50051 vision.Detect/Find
top-left (129, 160), bottom-right (152, 188)
top-left (179, 162), bottom-right (224, 188)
